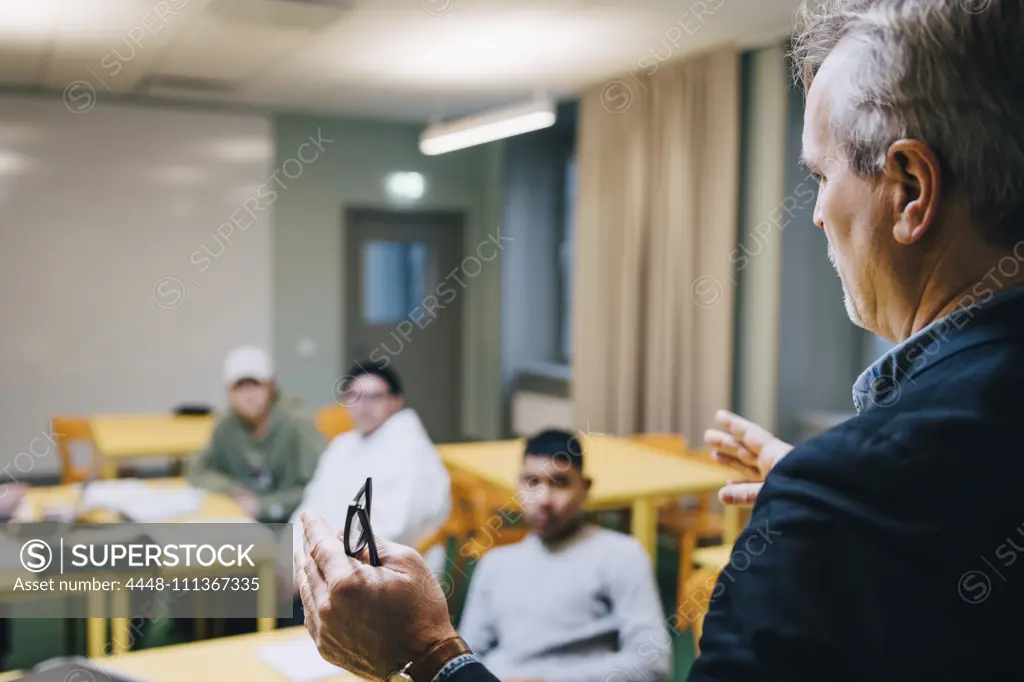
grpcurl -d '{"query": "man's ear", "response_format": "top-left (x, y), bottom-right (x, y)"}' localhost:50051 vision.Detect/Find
top-left (885, 139), bottom-right (942, 246)
top-left (582, 476), bottom-right (593, 492)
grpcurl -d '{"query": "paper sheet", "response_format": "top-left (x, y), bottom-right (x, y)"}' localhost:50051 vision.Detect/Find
top-left (256, 637), bottom-right (351, 682)
top-left (78, 480), bottom-right (205, 521)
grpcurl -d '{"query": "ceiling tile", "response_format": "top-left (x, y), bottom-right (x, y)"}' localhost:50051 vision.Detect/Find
top-left (42, 0), bottom-right (211, 91)
top-left (0, 0), bottom-right (800, 119)
top-left (153, 13), bottom-right (317, 83)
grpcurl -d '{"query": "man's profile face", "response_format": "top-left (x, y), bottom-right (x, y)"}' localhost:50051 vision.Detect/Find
top-left (803, 40), bottom-right (892, 332)
top-left (344, 374), bottom-right (403, 437)
top-left (517, 453), bottom-right (591, 542)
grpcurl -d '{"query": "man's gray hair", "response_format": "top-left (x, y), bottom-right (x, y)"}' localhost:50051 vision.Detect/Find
top-left (791, 0), bottom-right (1024, 247)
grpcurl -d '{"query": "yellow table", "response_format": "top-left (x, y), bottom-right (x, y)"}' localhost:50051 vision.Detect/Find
top-left (89, 414), bottom-right (216, 479)
top-left (0, 627), bottom-right (358, 682)
top-left (437, 435), bottom-right (742, 563)
top-left (15, 478), bottom-right (276, 660)
top-left (692, 544), bottom-right (732, 571)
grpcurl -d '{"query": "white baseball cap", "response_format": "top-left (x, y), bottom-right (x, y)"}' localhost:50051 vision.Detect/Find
top-left (223, 346), bottom-right (273, 386)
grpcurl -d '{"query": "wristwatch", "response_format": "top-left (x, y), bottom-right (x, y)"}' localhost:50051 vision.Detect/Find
top-left (386, 636), bottom-right (472, 682)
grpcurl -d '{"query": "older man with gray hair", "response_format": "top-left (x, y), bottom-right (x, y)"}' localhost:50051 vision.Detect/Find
top-left (693, 1), bottom-right (1024, 680)
top-left (290, 2), bottom-right (1024, 682)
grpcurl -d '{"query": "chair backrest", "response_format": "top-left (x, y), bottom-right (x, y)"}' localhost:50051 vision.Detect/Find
top-left (682, 566), bottom-right (723, 654)
top-left (632, 433), bottom-right (732, 470)
top-left (50, 416), bottom-right (96, 484)
top-left (416, 484), bottom-right (476, 555)
top-left (314, 405), bottom-right (355, 441)
top-left (173, 403), bottom-right (213, 416)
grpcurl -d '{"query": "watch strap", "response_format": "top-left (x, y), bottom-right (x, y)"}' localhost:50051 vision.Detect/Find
top-left (406, 636), bottom-right (472, 682)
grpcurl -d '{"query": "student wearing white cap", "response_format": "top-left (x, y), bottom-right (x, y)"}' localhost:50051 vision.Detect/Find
top-left (186, 345), bottom-right (324, 522)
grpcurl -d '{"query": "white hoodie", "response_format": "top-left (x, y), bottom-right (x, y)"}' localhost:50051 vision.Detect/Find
top-left (290, 408), bottom-right (451, 567)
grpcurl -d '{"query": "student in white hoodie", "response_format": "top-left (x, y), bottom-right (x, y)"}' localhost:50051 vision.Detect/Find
top-left (289, 360), bottom-right (452, 580)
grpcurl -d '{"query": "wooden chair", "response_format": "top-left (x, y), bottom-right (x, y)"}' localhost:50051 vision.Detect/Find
top-left (631, 433), bottom-right (729, 624)
top-left (51, 416), bottom-right (97, 484)
top-left (447, 469), bottom-right (529, 560)
top-left (680, 566), bottom-right (722, 654)
top-left (314, 405), bottom-right (355, 441)
top-left (415, 472), bottom-right (527, 618)
top-left (416, 483), bottom-right (476, 578)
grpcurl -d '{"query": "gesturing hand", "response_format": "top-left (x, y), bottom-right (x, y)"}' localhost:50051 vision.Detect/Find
top-left (294, 511), bottom-right (458, 681)
top-left (704, 409), bottom-right (793, 507)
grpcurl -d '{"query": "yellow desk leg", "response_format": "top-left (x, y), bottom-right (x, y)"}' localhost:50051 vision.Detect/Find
top-left (110, 588), bottom-right (132, 656)
top-left (86, 618), bottom-right (106, 659)
top-left (257, 563), bottom-right (276, 632)
top-left (110, 618), bottom-right (131, 656)
top-left (630, 498), bottom-right (657, 563)
top-left (722, 506), bottom-right (744, 545)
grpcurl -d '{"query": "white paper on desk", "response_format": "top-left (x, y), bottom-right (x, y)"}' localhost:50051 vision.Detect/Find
top-left (79, 481), bottom-right (206, 521)
top-left (79, 479), bottom-right (148, 508)
top-left (257, 638), bottom-right (350, 681)
top-left (180, 516), bottom-right (253, 524)
top-left (117, 489), bottom-right (204, 521)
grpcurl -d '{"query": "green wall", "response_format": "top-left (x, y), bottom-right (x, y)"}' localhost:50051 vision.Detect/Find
top-left (272, 114), bottom-right (504, 440)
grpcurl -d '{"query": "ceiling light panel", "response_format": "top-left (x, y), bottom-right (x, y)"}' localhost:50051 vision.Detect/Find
top-left (0, 0), bottom-right (62, 46)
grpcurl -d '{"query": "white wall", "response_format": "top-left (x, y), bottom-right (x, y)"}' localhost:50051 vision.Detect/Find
top-left (272, 114), bottom-right (505, 441)
top-left (0, 96), bottom-right (273, 476)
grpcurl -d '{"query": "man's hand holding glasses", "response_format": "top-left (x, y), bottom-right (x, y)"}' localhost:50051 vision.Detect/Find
top-left (293, 476), bottom-right (469, 681)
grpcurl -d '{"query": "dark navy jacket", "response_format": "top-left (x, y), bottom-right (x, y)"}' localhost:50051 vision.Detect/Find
top-left (451, 286), bottom-right (1024, 682)
top-left (689, 285), bottom-right (1024, 681)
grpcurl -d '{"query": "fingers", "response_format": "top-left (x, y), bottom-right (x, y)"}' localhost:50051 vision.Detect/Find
top-left (302, 511), bottom-right (356, 587)
top-left (352, 533), bottom-right (384, 567)
top-left (710, 450), bottom-right (760, 478)
top-left (716, 409), bottom-right (774, 453)
top-left (303, 546), bottom-right (330, 607)
top-left (704, 428), bottom-right (743, 456)
top-left (718, 481), bottom-right (762, 507)
top-left (293, 550), bottom-right (318, 641)
top-left (292, 549), bottom-right (303, 593)
top-left (705, 429), bottom-right (758, 469)
top-left (359, 534), bottom-right (419, 570)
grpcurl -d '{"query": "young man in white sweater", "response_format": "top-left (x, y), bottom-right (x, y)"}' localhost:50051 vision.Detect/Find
top-left (289, 360), bottom-right (451, 580)
top-left (458, 429), bottom-right (672, 682)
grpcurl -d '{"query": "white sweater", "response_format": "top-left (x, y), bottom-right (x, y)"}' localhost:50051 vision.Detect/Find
top-left (290, 408), bottom-right (451, 559)
top-left (459, 525), bottom-right (672, 682)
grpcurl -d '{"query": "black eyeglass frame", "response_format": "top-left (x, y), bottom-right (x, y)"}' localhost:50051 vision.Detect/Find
top-left (344, 476), bottom-right (380, 566)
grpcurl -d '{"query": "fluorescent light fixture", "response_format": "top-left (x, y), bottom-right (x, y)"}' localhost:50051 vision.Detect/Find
top-left (0, 151), bottom-right (33, 175)
top-left (0, 1), bottom-right (61, 42)
top-left (211, 137), bottom-right (274, 163)
top-left (153, 165), bottom-right (208, 186)
top-left (385, 172), bottom-right (425, 203)
top-left (419, 99), bottom-right (557, 156)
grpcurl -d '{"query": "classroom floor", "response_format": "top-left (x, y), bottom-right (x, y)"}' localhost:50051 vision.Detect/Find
top-left (2, 534), bottom-right (700, 680)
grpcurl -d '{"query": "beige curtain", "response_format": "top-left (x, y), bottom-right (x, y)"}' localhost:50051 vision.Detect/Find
top-left (572, 49), bottom-right (740, 444)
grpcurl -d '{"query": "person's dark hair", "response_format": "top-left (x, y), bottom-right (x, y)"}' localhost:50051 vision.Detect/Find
top-left (344, 359), bottom-right (403, 396)
top-left (524, 428), bottom-right (584, 470)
